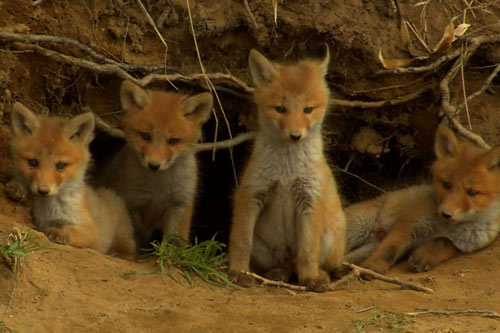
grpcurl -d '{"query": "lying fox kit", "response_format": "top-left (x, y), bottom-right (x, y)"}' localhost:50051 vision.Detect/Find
top-left (10, 102), bottom-right (136, 258)
top-left (228, 45), bottom-right (346, 292)
top-left (97, 81), bottom-right (213, 247)
top-left (345, 124), bottom-right (500, 274)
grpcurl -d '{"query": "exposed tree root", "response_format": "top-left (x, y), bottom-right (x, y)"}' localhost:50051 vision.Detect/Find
top-left (1, 31), bottom-right (499, 150)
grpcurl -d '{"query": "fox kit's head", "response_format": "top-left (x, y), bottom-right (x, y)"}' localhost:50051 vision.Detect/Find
top-left (431, 124), bottom-right (500, 223)
top-left (120, 80), bottom-right (213, 171)
top-left (249, 44), bottom-right (331, 142)
top-left (10, 103), bottom-right (95, 197)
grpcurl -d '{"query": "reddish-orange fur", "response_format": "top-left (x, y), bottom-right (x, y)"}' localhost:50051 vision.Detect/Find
top-left (345, 124), bottom-right (500, 274)
top-left (10, 103), bottom-right (136, 258)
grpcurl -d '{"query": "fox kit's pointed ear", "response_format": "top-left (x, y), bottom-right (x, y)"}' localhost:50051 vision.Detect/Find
top-left (483, 146), bottom-right (500, 170)
top-left (248, 49), bottom-right (279, 85)
top-left (310, 43), bottom-right (330, 77)
top-left (65, 112), bottom-right (95, 145)
top-left (120, 80), bottom-right (149, 111)
top-left (183, 92), bottom-right (213, 124)
top-left (434, 124), bottom-right (459, 159)
top-left (11, 102), bottom-right (41, 136)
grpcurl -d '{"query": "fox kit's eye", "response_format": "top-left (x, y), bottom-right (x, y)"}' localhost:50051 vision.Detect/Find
top-left (56, 162), bottom-right (67, 171)
top-left (304, 107), bottom-right (314, 114)
top-left (442, 181), bottom-right (452, 190)
top-left (168, 138), bottom-right (180, 145)
top-left (140, 132), bottom-right (151, 141)
top-left (27, 159), bottom-right (38, 167)
top-left (467, 189), bottom-right (478, 197)
top-left (274, 106), bottom-right (285, 113)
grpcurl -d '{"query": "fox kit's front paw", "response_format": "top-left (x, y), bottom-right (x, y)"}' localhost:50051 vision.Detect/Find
top-left (45, 227), bottom-right (68, 245)
top-left (360, 258), bottom-right (389, 277)
top-left (301, 271), bottom-right (330, 293)
top-left (228, 270), bottom-right (255, 288)
top-left (408, 253), bottom-right (433, 273)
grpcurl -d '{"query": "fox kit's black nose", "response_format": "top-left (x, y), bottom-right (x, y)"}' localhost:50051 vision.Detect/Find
top-left (38, 189), bottom-right (50, 196)
top-left (290, 133), bottom-right (302, 141)
top-left (441, 211), bottom-right (453, 219)
top-left (148, 162), bottom-right (160, 171)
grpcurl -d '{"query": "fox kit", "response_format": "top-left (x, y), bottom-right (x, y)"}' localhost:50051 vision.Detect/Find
top-left (96, 81), bottom-right (213, 247)
top-left (228, 45), bottom-right (346, 292)
top-left (10, 102), bottom-right (136, 258)
top-left (345, 124), bottom-right (500, 274)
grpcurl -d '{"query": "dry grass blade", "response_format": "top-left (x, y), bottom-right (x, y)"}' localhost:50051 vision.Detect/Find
top-left (185, 0), bottom-right (239, 184)
top-left (272, 0), bottom-right (279, 26)
top-left (406, 20), bottom-right (431, 53)
top-left (243, 0), bottom-right (259, 29)
top-left (136, 0), bottom-right (168, 50)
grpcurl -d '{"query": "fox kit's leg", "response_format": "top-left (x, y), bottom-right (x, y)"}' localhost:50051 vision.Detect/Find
top-left (110, 227), bottom-right (136, 260)
top-left (296, 210), bottom-right (327, 291)
top-left (228, 185), bottom-right (263, 286)
top-left (109, 210), bottom-right (136, 260)
top-left (45, 222), bottom-right (100, 251)
top-left (360, 219), bottom-right (417, 275)
top-left (163, 198), bottom-right (194, 242)
top-left (409, 238), bottom-right (459, 272)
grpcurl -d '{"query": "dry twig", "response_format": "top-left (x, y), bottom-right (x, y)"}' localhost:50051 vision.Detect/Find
top-left (439, 36), bottom-right (494, 149)
top-left (341, 262), bottom-right (434, 294)
top-left (240, 271), bottom-right (307, 291)
top-left (375, 48), bottom-right (462, 75)
top-left (0, 31), bottom-right (179, 74)
top-left (330, 84), bottom-right (433, 109)
top-left (334, 166), bottom-right (386, 194)
top-left (404, 309), bottom-right (500, 320)
top-left (243, 0), bottom-right (259, 29)
top-left (94, 113), bottom-right (255, 151)
top-left (456, 62), bottom-right (500, 114)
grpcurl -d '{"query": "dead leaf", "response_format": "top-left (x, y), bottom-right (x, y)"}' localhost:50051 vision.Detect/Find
top-left (378, 49), bottom-right (413, 69)
top-left (453, 23), bottom-right (471, 41)
top-left (432, 20), bottom-right (455, 54)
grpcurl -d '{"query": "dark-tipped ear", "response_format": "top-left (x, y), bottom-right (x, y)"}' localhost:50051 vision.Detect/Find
top-left (309, 43), bottom-right (330, 77)
top-left (434, 124), bottom-right (459, 159)
top-left (11, 102), bottom-right (41, 136)
top-left (483, 146), bottom-right (500, 170)
top-left (248, 49), bottom-right (279, 86)
top-left (65, 112), bottom-right (95, 145)
top-left (120, 80), bottom-right (149, 111)
top-left (183, 92), bottom-right (213, 125)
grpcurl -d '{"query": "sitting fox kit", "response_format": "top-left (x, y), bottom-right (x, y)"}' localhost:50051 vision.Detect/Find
top-left (10, 102), bottom-right (136, 257)
top-left (228, 45), bottom-right (346, 292)
top-left (345, 124), bottom-right (500, 274)
top-left (97, 81), bottom-right (213, 247)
